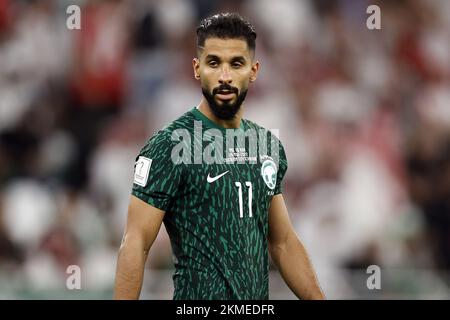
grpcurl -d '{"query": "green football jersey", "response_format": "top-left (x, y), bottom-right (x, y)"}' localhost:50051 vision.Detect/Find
top-left (131, 107), bottom-right (288, 300)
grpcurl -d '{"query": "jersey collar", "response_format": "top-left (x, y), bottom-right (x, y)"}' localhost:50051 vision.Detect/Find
top-left (191, 107), bottom-right (245, 131)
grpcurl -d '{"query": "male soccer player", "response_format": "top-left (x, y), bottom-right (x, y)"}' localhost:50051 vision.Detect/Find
top-left (114, 13), bottom-right (325, 300)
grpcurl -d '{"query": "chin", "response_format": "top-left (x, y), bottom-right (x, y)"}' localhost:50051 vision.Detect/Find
top-left (216, 98), bottom-right (235, 106)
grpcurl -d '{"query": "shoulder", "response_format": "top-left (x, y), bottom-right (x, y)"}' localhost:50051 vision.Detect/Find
top-left (242, 118), bottom-right (286, 149)
top-left (243, 118), bottom-right (288, 168)
top-left (140, 111), bottom-right (195, 156)
top-left (141, 110), bottom-right (196, 155)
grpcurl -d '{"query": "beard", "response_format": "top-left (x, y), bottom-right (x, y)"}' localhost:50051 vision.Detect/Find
top-left (202, 84), bottom-right (248, 120)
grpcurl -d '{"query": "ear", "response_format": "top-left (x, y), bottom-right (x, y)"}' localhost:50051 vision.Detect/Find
top-left (193, 58), bottom-right (200, 80)
top-left (249, 60), bottom-right (260, 83)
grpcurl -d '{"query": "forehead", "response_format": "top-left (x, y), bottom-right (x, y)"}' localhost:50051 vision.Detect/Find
top-left (200, 38), bottom-right (251, 59)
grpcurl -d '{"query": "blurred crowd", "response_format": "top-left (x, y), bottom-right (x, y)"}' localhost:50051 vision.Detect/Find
top-left (0, 0), bottom-right (449, 299)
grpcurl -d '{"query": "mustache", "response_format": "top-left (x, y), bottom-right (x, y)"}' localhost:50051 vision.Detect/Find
top-left (212, 84), bottom-right (238, 95)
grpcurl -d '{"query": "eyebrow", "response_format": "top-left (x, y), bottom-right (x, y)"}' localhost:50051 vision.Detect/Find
top-left (231, 56), bottom-right (246, 64)
top-left (205, 54), bottom-right (247, 63)
top-left (205, 54), bottom-right (221, 61)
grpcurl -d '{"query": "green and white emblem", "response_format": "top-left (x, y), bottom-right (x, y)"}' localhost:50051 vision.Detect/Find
top-left (261, 159), bottom-right (277, 190)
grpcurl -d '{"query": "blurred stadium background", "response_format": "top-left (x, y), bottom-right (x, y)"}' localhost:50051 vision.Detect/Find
top-left (0, 0), bottom-right (450, 299)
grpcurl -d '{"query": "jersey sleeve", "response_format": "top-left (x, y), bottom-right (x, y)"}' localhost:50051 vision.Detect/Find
top-left (131, 132), bottom-right (184, 211)
top-left (274, 140), bottom-right (288, 195)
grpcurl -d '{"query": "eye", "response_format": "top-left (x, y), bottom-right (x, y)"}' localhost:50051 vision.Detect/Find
top-left (208, 60), bottom-right (218, 67)
top-left (232, 62), bottom-right (243, 68)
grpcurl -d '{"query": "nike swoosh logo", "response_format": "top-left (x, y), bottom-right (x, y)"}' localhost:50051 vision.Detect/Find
top-left (207, 171), bottom-right (229, 183)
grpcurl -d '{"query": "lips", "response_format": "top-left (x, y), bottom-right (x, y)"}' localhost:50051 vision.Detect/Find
top-left (215, 91), bottom-right (235, 100)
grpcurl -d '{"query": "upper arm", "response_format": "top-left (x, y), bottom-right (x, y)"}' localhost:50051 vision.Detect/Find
top-left (124, 133), bottom-right (182, 251)
top-left (268, 194), bottom-right (296, 249)
top-left (131, 133), bottom-right (184, 211)
top-left (122, 195), bottom-right (165, 252)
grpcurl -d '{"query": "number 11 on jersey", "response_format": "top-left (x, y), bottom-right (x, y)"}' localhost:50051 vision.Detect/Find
top-left (235, 182), bottom-right (253, 218)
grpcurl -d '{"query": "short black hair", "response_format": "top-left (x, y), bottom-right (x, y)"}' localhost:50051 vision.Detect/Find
top-left (196, 13), bottom-right (257, 54)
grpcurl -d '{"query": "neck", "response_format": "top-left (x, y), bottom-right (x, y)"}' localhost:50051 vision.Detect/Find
top-left (197, 97), bottom-right (242, 129)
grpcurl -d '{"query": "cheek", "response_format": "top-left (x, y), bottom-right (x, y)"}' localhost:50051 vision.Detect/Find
top-left (199, 71), bottom-right (217, 87)
top-left (237, 77), bottom-right (250, 92)
top-left (237, 69), bottom-right (252, 86)
top-left (200, 79), bottom-right (215, 95)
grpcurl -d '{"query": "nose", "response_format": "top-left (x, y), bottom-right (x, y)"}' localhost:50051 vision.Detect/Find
top-left (218, 65), bottom-right (232, 85)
